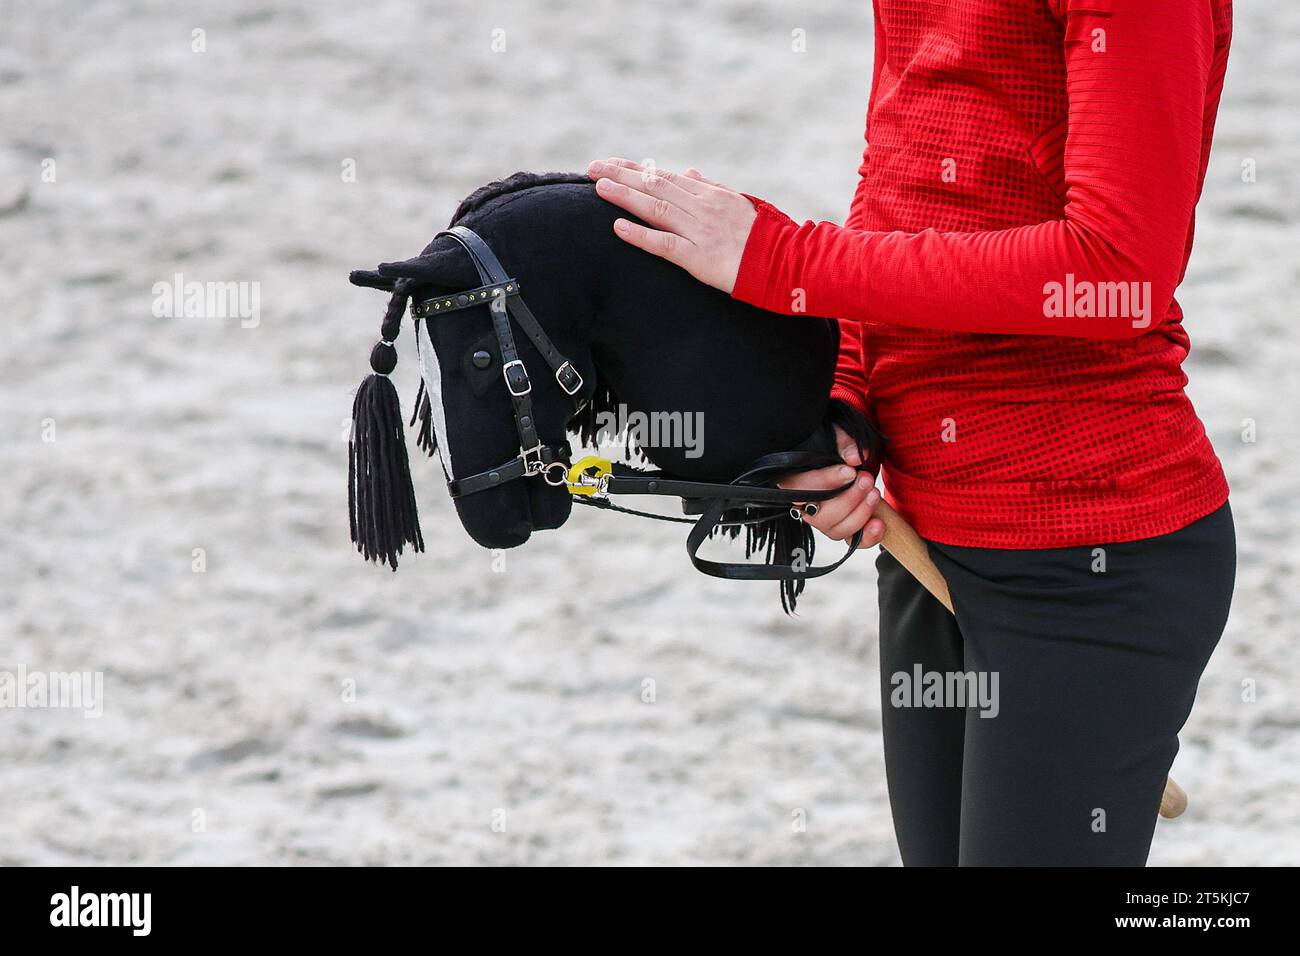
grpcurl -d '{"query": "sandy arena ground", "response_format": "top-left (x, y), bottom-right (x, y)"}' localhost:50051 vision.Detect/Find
top-left (1, 0), bottom-right (1297, 864)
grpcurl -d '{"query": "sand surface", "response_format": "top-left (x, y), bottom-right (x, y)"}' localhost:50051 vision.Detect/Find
top-left (1, 0), bottom-right (1297, 864)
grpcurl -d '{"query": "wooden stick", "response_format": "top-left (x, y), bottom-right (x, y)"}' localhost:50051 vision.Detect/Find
top-left (1159, 775), bottom-right (1188, 819)
top-left (875, 500), bottom-right (1188, 820)
top-left (876, 500), bottom-right (953, 612)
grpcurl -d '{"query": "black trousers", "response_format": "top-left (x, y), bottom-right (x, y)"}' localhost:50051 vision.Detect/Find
top-left (876, 502), bottom-right (1235, 866)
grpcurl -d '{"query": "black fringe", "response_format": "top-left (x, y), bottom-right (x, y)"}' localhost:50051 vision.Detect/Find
top-left (707, 504), bottom-right (816, 613)
top-left (770, 511), bottom-right (815, 614)
top-left (410, 380), bottom-right (437, 457)
top-left (566, 370), bottom-right (645, 462)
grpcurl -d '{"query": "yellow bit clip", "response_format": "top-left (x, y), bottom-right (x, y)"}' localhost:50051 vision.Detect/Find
top-left (566, 455), bottom-right (612, 496)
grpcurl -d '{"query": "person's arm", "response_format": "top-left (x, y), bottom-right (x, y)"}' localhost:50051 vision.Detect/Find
top-left (733, 0), bottom-right (1218, 340)
top-left (830, 147), bottom-right (876, 417)
top-left (830, 12), bottom-right (886, 418)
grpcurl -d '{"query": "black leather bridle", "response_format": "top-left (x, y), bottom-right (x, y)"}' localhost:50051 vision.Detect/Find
top-left (411, 226), bottom-right (863, 585)
top-left (413, 225), bottom-right (584, 497)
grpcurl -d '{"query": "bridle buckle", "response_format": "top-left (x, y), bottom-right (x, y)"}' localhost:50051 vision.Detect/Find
top-left (520, 442), bottom-right (547, 476)
top-left (502, 359), bottom-right (532, 396)
top-left (555, 361), bottom-right (583, 396)
top-left (521, 446), bottom-right (572, 486)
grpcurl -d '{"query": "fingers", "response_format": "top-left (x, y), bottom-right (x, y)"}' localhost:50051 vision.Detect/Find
top-left (807, 474), bottom-right (874, 539)
top-left (683, 166), bottom-right (728, 189)
top-left (833, 424), bottom-right (863, 467)
top-left (589, 158), bottom-right (703, 267)
top-left (611, 217), bottom-right (698, 271)
top-left (778, 467), bottom-right (882, 543)
top-left (805, 478), bottom-right (871, 530)
top-left (826, 486), bottom-right (882, 542)
top-left (588, 160), bottom-right (699, 210)
top-left (596, 175), bottom-right (697, 236)
top-left (855, 517), bottom-right (886, 549)
top-left (776, 463), bottom-right (857, 496)
top-left (589, 158), bottom-right (707, 197)
top-left (779, 467), bottom-right (866, 531)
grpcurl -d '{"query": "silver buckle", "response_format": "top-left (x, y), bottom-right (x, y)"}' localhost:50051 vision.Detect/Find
top-left (555, 360), bottom-right (583, 396)
top-left (502, 359), bottom-right (531, 396)
top-left (520, 443), bottom-right (546, 475)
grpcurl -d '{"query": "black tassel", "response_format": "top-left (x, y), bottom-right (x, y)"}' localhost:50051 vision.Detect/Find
top-left (348, 285), bottom-right (424, 570)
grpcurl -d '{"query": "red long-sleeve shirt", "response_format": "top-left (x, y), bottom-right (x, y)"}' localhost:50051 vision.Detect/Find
top-left (733, 0), bottom-right (1233, 548)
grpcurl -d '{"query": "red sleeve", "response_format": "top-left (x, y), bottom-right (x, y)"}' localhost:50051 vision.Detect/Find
top-left (733, 0), bottom-right (1216, 340)
top-left (829, 156), bottom-right (873, 416)
top-left (829, 8), bottom-right (887, 417)
top-left (830, 296), bottom-right (869, 414)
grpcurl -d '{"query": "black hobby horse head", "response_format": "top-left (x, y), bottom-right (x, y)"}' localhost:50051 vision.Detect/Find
top-left (347, 172), bottom-right (883, 606)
